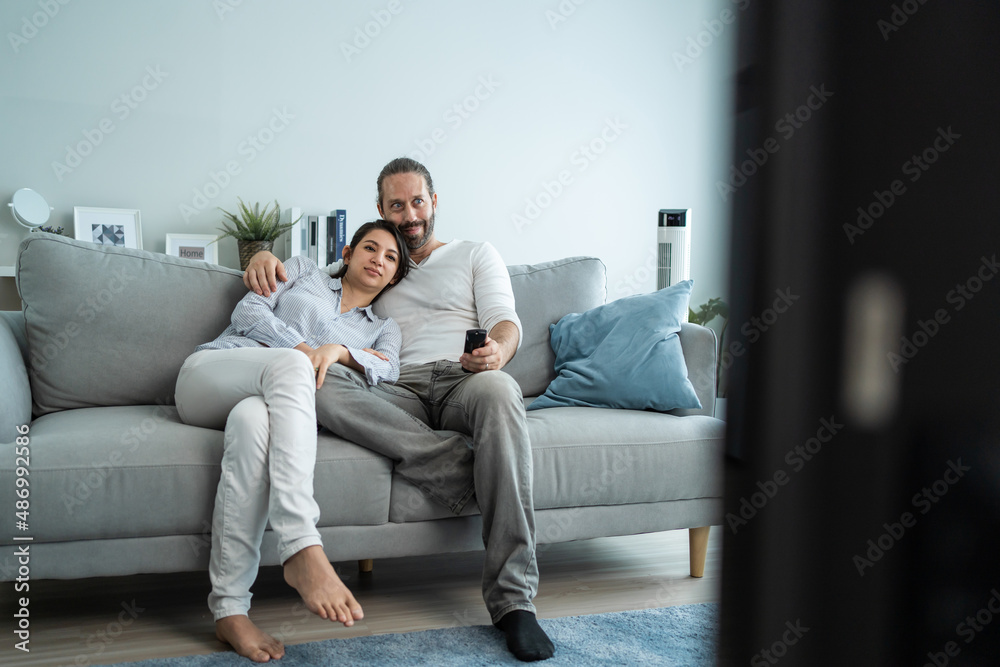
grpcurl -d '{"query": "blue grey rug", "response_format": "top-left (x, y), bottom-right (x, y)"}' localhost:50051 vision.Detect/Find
top-left (111, 603), bottom-right (718, 666)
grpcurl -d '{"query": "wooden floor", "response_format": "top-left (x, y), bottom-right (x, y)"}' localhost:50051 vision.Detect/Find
top-left (1, 528), bottom-right (722, 666)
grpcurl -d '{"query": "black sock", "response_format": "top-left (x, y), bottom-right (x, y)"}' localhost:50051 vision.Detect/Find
top-left (494, 610), bottom-right (555, 662)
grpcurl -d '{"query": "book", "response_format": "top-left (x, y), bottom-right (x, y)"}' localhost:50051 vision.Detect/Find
top-left (317, 214), bottom-right (327, 269)
top-left (334, 209), bottom-right (347, 262)
top-left (325, 215), bottom-right (337, 266)
top-left (282, 206), bottom-right (304, 260)
top-left (307, 215), bottom-right (319, 265)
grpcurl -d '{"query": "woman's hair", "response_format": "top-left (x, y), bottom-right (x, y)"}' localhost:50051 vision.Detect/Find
top-left (332, 220), bottom-right (410, 298)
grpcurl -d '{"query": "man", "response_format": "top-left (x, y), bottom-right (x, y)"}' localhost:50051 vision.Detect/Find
top-left (243, 157), bottom-right (554, 662)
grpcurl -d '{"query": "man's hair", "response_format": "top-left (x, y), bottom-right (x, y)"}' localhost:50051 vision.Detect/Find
top-left (376, 157), bottom-right (435, 210)
top-left (332, 219), bottom-right (411, 299)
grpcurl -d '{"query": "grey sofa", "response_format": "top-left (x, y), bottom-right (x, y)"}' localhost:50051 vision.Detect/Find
top-left (0, 233), bottom-right (724, 584)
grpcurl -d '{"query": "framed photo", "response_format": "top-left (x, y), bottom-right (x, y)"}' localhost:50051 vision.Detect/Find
top-left (165, 233), bottom-right (219, 264)
top-left (74, 207), bottom-right (143, 249)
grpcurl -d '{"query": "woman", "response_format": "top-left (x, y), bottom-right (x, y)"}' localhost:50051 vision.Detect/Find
top-left (174, 220), bottom-right (410, 662)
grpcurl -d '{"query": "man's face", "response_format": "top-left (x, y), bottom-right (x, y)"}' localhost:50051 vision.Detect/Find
top-left (378, 172), bottom-right (437, 251)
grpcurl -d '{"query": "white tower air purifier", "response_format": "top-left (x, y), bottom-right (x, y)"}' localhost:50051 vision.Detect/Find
top-left (657, 209), bottom-right (691, 289)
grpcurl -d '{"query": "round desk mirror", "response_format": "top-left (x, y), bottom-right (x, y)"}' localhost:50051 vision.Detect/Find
top-left (9, 188), bottom-right (52, 228)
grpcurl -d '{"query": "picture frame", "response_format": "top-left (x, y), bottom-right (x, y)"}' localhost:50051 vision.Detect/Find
top-left (165, 233), bottom-right (220, 264)
top-left (74, 207), bottom-right (143, 250)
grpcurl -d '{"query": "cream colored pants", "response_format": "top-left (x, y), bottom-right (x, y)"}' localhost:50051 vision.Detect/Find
top-left (175, 347), bottom-right (321, 621)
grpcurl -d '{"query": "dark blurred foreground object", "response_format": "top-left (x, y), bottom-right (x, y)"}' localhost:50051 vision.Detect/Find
top-left (720, 1), bottom-right (999, 665)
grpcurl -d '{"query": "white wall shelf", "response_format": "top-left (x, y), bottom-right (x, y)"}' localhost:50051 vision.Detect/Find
top-left (0, 266), bottom-right (15, 278)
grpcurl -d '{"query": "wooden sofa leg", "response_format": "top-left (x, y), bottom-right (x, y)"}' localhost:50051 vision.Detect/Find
top-left (689, 526), bottom-right (710, 578)
top-left (358, 558), bottom-right (374, 574)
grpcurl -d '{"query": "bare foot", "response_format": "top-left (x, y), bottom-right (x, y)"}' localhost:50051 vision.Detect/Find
top-left (283, 545), bottom-right (364, 626)
top-left (216, 615), bottom-right (285, 662)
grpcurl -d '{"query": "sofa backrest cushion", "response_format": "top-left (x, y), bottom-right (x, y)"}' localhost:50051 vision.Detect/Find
top-left (17, 236), bottom-right (605, 413)
top-left (505, 257), bottom-right (606, 397)
top-left (0, 312), bottom-right (31, 440)
top-left (18, 234), bottom-right (247, 415)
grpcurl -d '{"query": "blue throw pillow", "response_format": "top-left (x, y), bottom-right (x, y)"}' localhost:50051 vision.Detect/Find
top-left (528, 280), bottom-right (702, 412)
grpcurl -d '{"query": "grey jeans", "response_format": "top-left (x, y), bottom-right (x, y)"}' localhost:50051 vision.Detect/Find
top-left (316, 360), bottom-right (538, 622)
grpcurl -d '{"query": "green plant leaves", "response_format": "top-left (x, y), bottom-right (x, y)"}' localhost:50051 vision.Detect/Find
top-left (689, 297), bottom-right (729, 326)
top-left (216, 198), bottom-right (297, 242)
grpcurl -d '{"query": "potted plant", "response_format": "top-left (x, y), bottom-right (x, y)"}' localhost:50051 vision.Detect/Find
top-left (216, 198), bottom-right (297, 270)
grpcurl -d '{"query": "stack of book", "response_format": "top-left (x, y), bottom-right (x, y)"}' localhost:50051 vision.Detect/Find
top-left (282, 207), bottom-right (347, 269)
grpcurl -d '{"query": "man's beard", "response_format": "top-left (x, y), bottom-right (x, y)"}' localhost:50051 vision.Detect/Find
top-left (399, 211), bottom-right (435, 251)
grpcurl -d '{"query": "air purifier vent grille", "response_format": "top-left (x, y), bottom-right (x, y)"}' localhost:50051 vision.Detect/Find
top-left (657, 242), bottom-right (672, 289)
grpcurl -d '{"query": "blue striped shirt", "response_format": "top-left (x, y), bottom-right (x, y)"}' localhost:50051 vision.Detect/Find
top-left (196, 256), bottom-right (401, 385)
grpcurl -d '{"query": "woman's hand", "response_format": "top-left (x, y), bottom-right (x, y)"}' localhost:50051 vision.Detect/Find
top-left (295, 343), bottom-right (348, 388)
top-left (311, 344), bottom-right (352, 388)
top-left (295, 344), bottom-right (388, 388)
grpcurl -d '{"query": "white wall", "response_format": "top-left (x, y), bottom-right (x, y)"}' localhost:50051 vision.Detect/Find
top-left (1, 0), bottom-right (736, 307)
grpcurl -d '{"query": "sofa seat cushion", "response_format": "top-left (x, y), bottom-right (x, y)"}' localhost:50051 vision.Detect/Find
top-left (1, 407), bottom-right (392, 545)
top-left (527, 407), bottom-right (724, 509)
top-left (386, 406), bottom-right (724, 523)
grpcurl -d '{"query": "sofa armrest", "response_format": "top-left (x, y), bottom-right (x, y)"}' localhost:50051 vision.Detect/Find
top-left (0, 311), bottom-right (32, 441)
top-left (673, 322), bottom-right (718, 418)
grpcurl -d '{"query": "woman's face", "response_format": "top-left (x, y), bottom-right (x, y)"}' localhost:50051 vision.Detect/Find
top-left (344, 228), bottom-right (401, 292)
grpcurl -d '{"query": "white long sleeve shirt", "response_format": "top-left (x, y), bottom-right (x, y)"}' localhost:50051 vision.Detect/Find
top-left (363, 240), bottom-right (522, 366)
